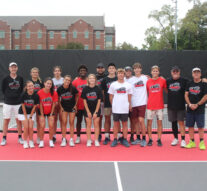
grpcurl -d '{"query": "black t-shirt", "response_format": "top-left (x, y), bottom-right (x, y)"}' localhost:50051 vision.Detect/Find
top-left (101, 76), bottom-right (117, 108)
top-left (186, 80), bottom-right (207, 114)
top-left (2, 75), bottom-right (24, 105)
top-left (57, 85), bottom-right (78, 111)
top-left (31, 79), bottom-right (43, 93)
top-left (81, 85), bottom-right (102, 113)
top-left (96, 73), bottom-right (107, 89)
top-left (18, 92), bottom-right (39, 114)
top-left (167, 77), bottom-right (188, 110)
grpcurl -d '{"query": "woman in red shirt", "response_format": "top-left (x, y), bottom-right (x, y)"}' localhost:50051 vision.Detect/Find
top-left (37, 77), bottom-right (58, 148)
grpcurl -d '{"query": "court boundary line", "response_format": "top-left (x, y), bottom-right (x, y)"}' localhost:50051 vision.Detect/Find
top-left (114, 161), bottom-right (123, 191)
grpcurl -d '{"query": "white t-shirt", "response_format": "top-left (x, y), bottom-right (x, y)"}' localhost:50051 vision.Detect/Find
top-left (129, 75), bottom-right (148, 107)
top-left (52, 77), bottom-right (64, 91)
top-left (108, 81), bottom-right (133, 114)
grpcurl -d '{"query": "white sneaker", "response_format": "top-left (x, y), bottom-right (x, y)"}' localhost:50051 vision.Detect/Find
top-left (23, 141), bottom-right (29, 149)
top-left (181, 140), bottom-right (186, 148)
top-left (49, 140), bottom-right (54, 148)
top-left (86, 140), bottom-right (92, 147)
top-left (0, 138), bottom-right (7, 146)
top-left (95, 140), bottom-right (100, 147)
top-left (18, 137), bottom-right (24, 144)
top-left (75, 137), bottom-right (81, 144)
top-left (60, 138), bottom-right (67, 147)
top-left (29, 141), bottom-right (35, 148)
top-left (171, 138), bottom-right (179, 146)
top-left (69, 138), bottom-right (75, 147)
top-left (36, 137), bottom-right (40, 145)
top-left (39, 140), bottom-right (44, 148)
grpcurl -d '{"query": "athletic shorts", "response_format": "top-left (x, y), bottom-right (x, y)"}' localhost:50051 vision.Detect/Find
top-left (104, 107), bottom-right (112, 116)
top-left (146, 109), bottom-right (163, 120)
top-left (62, 107), bottom-right (76, 113)
top-left (130, 105), bottom-right (146, 118)
top-left (113, 113), bottom-right (128, 122)
top-left (18, 114), bottom-right (36, 121)
top-left (37, 109), bottom-right (55, 117)
top-left (84, 110), bottom-right (101, 118)
top-left (3, 104), bottom-right (20, 119)
top-left (168, 109), bottom-right (185, 122)
top-left (186, 112), bottom-right (204, 128)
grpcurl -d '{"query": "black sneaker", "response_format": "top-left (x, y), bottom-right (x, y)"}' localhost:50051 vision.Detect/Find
top-left (121, 138), bottom-right (130, 147)
top-left (147, 139), bottom-right (153, 146)
top-left (98, 134), bottom-right (102, 142)
top-left (130, 135), bottom-right (135, 143)
top-left (52, 136), bottom-right (56, 144)
top-left (111, 139), bottom-right (118, 147)
top-left (157, 139), bottom-right (163, 147)
top-left (103, 137), bottom-right (110, 145)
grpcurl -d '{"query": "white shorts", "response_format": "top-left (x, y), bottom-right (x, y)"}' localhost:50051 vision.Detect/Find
top-left (3, 104), bottom-right (20, 119)
top-left (18, 114), bottom-right (36, 121)
top-left (100, 102), bottom-right (104, 116)
top-left (146, 109), bottom-right (163, 120)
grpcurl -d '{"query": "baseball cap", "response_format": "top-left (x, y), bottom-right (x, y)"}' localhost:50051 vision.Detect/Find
top-left (97, 63), bottom-right (104, 68)
top-left (124, 66), bottom-right (132, 71)
top-left (9, 62), bottom-right (17, 67)
top-left (171, 66), bottom-right (180, 72)
top-left (192, 67), bottom-right (201, 72)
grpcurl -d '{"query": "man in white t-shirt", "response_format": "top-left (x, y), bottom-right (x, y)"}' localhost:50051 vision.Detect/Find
top-left (108, 68), bottom-right (133, 147)
top-left (129, 62), bottom-right (148, 147)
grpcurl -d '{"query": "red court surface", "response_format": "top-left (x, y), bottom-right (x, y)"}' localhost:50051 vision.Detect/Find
top-left (0, 133), bottom-right (206, 161)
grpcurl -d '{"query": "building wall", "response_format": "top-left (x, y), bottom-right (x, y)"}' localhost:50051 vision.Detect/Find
top-left (0, 20), bottom-right (11, 50)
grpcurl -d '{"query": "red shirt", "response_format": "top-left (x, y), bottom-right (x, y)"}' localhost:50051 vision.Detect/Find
top-left (147, 77), bottom-right (167, 110)
top-left (37, 89), bottom-right (58, 114)
top-left (72, 77), bottom-right (87, 110)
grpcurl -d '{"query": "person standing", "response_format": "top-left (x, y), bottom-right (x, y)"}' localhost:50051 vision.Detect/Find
top-left (72, 64), bottom-right (88, 144)
top-left (167, 66), bottom-right (188, 147)
top-left (1, 62), bottom-right (24, 146)
top-left (185, 67), bottom-right (207, 150)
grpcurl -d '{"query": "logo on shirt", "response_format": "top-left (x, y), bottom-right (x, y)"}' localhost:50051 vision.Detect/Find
top-left (116, 87), bottom-right (126, 94)
top-left (169, 82), bottom-right (181, 92)
top-left (134, 80), bottom-right (144, 88)
top-left (86, 92), bottom-right (97, 100)
top-left (9, 80), bottom-right (20, 90)
top-left (77, 84), bottom-right (87, 93)
top-left (34, 83), bottom-right (41, 91)
top-left (42, 97), bottom-right (52, 106)
top-left (150, 84), bottom-right (160, 93)
top-left (189, 86), bottom-right (200, 95)
top-left (24, 100), bottom-right (34, 108)
top-left (61, 92), bottom-right (73, 100)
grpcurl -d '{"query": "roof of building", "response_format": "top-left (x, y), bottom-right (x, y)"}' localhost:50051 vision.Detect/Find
top-left (105, 27), bottom-right (115, 34)
top-left (0, 16), bottom-right (106, 30)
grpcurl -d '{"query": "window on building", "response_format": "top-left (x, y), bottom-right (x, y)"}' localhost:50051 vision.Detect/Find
top-left (61, 31), bottom-right (66, 39)
top-left (15, 45), bottom-right (20, 50)
top-left (0, 45), bottom-right (5, 50)
top-left (26, 45), bottom-right (30, 50)
top-left (96, 45), bottom-right (100, 50)
top-left (84, 45), bottom-right (89, 50)
top-left (26, 30), bottom-right (30, 39)
top-left (105, 35), bottom-right (113, 42)
top-left (0, 31), bottom-right (5, 39)
top-left (37, 45), bottom-right (42, 49)
top-left (50, 31), bottom-right (54, 39)
top-left (96, 31), bottom-right (100, 39)
top-left (84, 31), bottom-right (89, 39)
top-left (14, 31), bottom-right (19, 39)
top-left (105, 35), bottom-right (113, 48)
top-left (73, 31), bottom-right (77, 39)
top-left (50, 45), bottom-right (54, 50)
top-left (38, 30), bottom-right (42, 39)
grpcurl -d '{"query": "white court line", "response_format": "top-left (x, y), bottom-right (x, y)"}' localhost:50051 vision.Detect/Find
top-left (114, 161), bottom-right (123, 191)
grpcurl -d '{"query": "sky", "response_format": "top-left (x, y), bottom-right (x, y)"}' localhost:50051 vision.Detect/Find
top-left (0, 0), bottom-right (205, 48)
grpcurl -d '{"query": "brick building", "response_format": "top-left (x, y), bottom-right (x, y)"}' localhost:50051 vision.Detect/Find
top-left (0, 16), bottom-right (115, 50)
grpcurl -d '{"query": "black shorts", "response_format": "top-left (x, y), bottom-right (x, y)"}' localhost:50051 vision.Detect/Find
top-left (168, 109), bottom-right (185, 122)
top-left (62, 107), bottom-right (76, 113)
top-left (84, 110), bottom-right (101, 118)
top-left (113, 113), bottom-right (128, 122)
top-left (37, 109), bottom-right (55, 117)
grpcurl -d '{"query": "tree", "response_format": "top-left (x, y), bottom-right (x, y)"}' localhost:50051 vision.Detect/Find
top-left (116, 42), bottom-right (138, 50)
top-left (57, 42), bottom-right (84, 50)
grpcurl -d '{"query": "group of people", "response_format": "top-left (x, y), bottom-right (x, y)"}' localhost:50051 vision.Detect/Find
top-left (1, 61), bottom-right (207, 150)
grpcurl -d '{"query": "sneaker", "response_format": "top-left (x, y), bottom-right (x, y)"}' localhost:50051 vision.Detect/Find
top-left (185, 140), bottom-right (196, 149)
top-left (36, 137), bottom-right (40, 145)
top-left (131, 138), bottom-right (141, 145)
top-left (75, 137), bottom-right (81, 144)
top-left (130, 135), bottom-right (135, 143)
top-left (86, 140), bottom-right (92, 147)
top-left (52, 136), bottom-right (56, 144)
top-left (29, 141), bottom-right (35, 148)
top-left (39, 140), bottom-right (44, 148)
top-left (0, 138), bottom-right (7, 146)
top-left (60, 138), bottom-right (67, 147)
top-left (121, 139), bottom-right (130, 147)
top-left (140, 139), bottom-right (147, 147)
top-left (118, 137), bottom-right (123, 143)
top-left (49, 140), bottom-right (55, 148)
top-left (147, 139), bottom-right (153, 146)
top-left (111, 139), bottom-right (118, 147)
top-left (157, 139), bottom-right (163, 147)
top-left (69, 138), bottom-right (75, 147)
top-left (18, 137), bottom-right (24, 144)
top-left (98, 134), bottom-right (102, 142)
top-left (103, 137), bottom-right (110, 145)
top-left (199, 140), bottom-right (206, 150)
top-left (95, 140), bottom-right (100, 147)
top-left (171, 138), bottom-right (179, 146)
top-left (180, 140), bottom-right (186, 148)
top-left (23, 141), bottom-right (29, 149)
